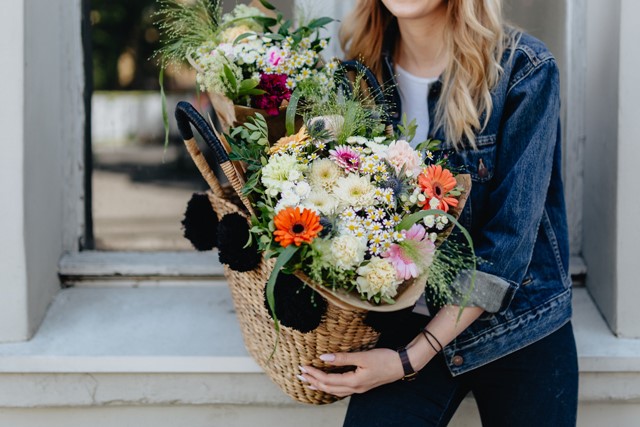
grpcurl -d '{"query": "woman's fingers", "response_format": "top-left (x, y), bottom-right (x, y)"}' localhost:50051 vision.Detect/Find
top-left (319, 352), bottom-right (362, 367)
top-left (299, 364), bottom-right (358, 387)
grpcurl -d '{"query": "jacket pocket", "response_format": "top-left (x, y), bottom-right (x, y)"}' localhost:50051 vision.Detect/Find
top-left (458, 134), bottom-right (497, 183)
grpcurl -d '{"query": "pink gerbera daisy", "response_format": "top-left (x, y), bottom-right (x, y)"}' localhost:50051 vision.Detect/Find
top-left (383, 224), bottom-right (435, 280)
top-left (329, 145), bottom-right (360, 173)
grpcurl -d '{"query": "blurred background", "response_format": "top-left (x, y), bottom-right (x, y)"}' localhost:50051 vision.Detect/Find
top-left (90, 0), bottom-right (296, 251)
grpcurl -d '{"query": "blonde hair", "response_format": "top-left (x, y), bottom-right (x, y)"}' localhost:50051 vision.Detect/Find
top-left (340, 0), bottom-right (517, 149)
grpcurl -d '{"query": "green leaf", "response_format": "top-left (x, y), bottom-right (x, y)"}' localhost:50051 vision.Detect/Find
top-left (264, 32), bottom-right (284, 41)
top-left (258, 0), bottom-right (276, 10)
top-left (278, 20), bottom-right (292, 36)
top-left (241, 88), bottom-right (267, 96)
top-left (265, 245), bottom-right (299, 359)
top-left (159, 65), bottom-right (170, 153)
top-left (223, 63), bottom-right (238, 94)
top-left (244, 122), bottom-right (258, 131)
top-left (233, 32), bottom-right (256, 45)
top-left (307, 17), bottom-right (334, 29)
top-left (239, 79), bottom-right (259, 91)
top-left (286, 88), bottom-right (302, 136)
top-left (253, 16), bottom-right (278, 28)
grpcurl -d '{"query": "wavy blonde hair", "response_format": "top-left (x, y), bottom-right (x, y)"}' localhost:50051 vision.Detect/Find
top-left (340, 0), bottom-right (517, 148)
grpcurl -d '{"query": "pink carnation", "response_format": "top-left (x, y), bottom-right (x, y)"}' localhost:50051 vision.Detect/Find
top-left (382, 224), bottom-right (435, 280)
top-left (386, 140), bottom-right (423, 177)
top-left (253, 73), bottom-right (291, 116)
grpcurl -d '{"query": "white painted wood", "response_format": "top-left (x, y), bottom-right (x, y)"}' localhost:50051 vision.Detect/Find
top-left (615, 0), bottom-right (640, 338)
top-left (60, 0), bottom-right (86, 253)
top-left (0, 0), bottom-right (30, 342)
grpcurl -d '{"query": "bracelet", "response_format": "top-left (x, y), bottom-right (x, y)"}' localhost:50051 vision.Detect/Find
top-left (397, 347), bottom-right (417, 381)
top-left (421, 328), bottom-right (444, 353)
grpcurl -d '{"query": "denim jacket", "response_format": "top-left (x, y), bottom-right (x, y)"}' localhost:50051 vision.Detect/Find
top-left (381, 29), bottom-right (572, 375)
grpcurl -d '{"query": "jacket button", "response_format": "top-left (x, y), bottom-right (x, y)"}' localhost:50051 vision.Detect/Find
top-left (452, 355), bottom-right (464, 366)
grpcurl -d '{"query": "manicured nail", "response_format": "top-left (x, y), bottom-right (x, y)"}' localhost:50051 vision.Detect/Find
top-left (296, 374), bottom-right (308, 383)
top-left (320, 354), bottom-right (335, 362)
top-left (298, 365), bottom-right (308, 373)
top-left (307, 385), bottom-right (318, 391)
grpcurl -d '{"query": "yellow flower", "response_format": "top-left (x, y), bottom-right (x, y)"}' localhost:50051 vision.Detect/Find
top-left (268, 126), bottom-right (311, 154)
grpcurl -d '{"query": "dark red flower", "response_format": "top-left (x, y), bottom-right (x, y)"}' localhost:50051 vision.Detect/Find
top-left (253, 73), bottom-right (291, 116)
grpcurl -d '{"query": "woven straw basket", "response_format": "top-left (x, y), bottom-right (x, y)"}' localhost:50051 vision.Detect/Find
top-left (176, 101), bottom-right (380, 404)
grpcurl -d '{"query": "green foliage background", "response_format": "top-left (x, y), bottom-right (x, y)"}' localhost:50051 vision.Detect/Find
top-left (90, 0), bottom-right (160, 90)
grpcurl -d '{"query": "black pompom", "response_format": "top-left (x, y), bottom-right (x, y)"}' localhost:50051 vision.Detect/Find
top-left (364, 307), bottom-right (428, 349)
top-left (182, 193), bottom-right (218, 251)
top-left (264, 273), bottom-right (327, 333)
top-left (217, 213), bottom-right (261, 272)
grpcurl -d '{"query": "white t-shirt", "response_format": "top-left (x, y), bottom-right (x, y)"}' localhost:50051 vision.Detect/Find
top-left (395, 64), bottom-right (439, 148)
top-left (396, 65), bottom-right (439, 316)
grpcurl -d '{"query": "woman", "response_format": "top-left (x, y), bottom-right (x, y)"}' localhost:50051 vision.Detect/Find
top-left (298, 1), bottom-right (579, 426)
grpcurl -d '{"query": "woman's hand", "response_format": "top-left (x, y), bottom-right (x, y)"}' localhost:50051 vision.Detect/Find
top-left (298, 348), bottom-right (405, 397)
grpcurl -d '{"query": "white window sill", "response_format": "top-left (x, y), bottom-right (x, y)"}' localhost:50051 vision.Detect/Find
top-left (0, 285), bottom-right (637, 408)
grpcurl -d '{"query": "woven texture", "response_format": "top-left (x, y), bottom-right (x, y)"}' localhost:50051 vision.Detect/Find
top-left (206, 191), bottom-right (380, 405)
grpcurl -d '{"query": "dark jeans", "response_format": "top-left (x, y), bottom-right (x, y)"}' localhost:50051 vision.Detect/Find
top-left (344, 321), bottom-right (578, 427)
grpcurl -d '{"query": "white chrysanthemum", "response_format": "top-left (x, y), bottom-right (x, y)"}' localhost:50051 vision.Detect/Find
top-left (329, 235), bottom-right (367, 270)
top-left (356, 257), bottom-right (402, 301)
top-left (309, 158), bottom-right (342, 191)
top-left (333, 174), bottom-right (376, 210)
top-left (364, 140), bottom-right (389, 156)
top-left (346, 136), bottom-right (368, 145)
top-left (303, 189), bottom-right (339, 215)
top-left (294, 181), bottom-right (311, 198)
top-left (261, 153), bottom-right (306, 196)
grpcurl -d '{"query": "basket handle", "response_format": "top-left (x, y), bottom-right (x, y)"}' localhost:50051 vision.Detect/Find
top-left (338, 60), bottom-right (393, 134)
top-left (175, 101), bottom-right (255, 216)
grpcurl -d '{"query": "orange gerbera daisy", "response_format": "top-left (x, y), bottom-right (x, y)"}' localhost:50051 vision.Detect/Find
top-left (417, 165), bottom-right (459, 212)
top-left (273, 207), bottom-right (323, 248)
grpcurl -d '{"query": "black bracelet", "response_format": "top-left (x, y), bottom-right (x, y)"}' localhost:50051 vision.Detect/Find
top-left (421, 329), bottom-right (441, 354)
top-left (422, 329), bottom-right (444, 353)
top-left (397, 347), bottom-right (417, 381)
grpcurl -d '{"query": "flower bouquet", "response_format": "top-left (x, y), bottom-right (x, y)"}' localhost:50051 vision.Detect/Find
top-left (179, 78), bottom-right (472, 403)
top-left (156, 0), bottom-right (337, 141)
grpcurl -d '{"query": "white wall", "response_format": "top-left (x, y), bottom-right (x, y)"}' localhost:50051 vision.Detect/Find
top-left (614, 0), bottom-right (640, 337)
top-left (0, 0), bottom-right (85, 342)
top-left (583, 0), bottom-right (621, 334)
top-left (0, 0), bottom-right (29, 341)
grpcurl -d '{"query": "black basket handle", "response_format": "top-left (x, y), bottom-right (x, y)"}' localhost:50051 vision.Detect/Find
top-left (175, 101), bottom-right (255, 215)
top-left (338, 60), bottom-right (392, 130)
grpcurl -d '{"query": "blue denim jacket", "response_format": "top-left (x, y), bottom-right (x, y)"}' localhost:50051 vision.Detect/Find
top-left (381, 30), bottom-right (572, 375)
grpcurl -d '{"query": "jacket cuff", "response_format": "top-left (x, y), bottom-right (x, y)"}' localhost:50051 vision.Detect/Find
top-left (449, 270), bottom-right (517, 313)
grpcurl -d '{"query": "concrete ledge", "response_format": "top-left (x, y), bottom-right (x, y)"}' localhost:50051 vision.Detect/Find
top-left (0, 285), bottom-right (638, 410)
top-left (58, 251), bottom-right (225, 279)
